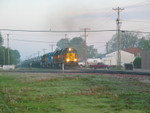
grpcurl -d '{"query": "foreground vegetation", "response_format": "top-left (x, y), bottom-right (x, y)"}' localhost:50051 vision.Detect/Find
top-left (0, 72), bottom-right (150, 113)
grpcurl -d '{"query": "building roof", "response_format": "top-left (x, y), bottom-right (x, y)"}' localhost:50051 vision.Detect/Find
top-left (123, 47), bottom-right (141, 56)
top-left (106, 50), bottom-right (134, 57)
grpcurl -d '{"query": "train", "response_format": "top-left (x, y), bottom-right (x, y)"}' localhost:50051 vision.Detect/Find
top-left (22, 47), bottom-right (79, 69)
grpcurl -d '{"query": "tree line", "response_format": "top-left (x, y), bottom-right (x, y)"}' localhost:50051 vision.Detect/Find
top-left (56, 32), bottom-right (150, 62)
top-left (107, 32), bottom-right (150, 53)
top-left (107, 32), bottom-right (150, 68)
top-left (0, 31), bottom-right (149, 65)
top-left (0, 33), bottom-right (20, 66)
top-left (56, 37), bottom-right (98, 61)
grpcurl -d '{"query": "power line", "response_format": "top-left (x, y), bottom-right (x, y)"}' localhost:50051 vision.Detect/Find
top-left (135, 26), bottom-right (150, 31)
top-left (0, 29), bottom-right (50, 32)
top-left (121, 30), bottom-right (150, 34)
top-left (122, 19), bottom-right (150, 31)
top-left (2, 33), bottom-right (66, 37)
top-left (122, 19), bottom-right (150, 23)
top-left (124, 0), bottom-right (150, 8)
top-left (1, 28), bottom-right (150, 34)
top-left (87, 42), bottom-right (106, 44)
top-left (0, 28), bottom-right (116, 33)
top-left (92, 10), bottom-right (115, 29)
top-left (10, 39), bottom-right (57, 44)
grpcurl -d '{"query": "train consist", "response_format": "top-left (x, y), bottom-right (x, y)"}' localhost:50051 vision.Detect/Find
top-left (22, 47), bottom-right (78, 69)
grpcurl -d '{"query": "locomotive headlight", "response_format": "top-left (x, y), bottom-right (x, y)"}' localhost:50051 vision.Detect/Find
top-left (74, 58), bottom-right (77, 62)
top-left (68, 48), bottom-right (72, 51)
top-left (66, 58), bottom-right (70, 62)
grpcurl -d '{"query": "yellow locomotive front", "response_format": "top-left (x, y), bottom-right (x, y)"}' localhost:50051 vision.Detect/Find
top-left (53, 47), bottom-right (78, 68)
top-left (64, 48), bottom-right (78, 66)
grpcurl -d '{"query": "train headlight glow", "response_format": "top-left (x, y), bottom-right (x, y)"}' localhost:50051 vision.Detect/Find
top-left (66, 58), bottom-right (70, 62)
top-left (68, 48), bottom-right (72, 51)
top-left (74, 58), bottom-right (77, 62)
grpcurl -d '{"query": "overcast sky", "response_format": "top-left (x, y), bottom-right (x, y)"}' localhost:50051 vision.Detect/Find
top-left (0, 0), bottom-right (150, 60)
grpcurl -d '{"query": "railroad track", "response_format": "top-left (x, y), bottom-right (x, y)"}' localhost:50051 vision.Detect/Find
top-left (4, 68), bottom-right (150, 76)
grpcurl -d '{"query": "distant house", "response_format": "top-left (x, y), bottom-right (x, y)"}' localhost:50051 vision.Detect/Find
top-left (141, 51), bottom-right (150, 69)
top-left (102, 50), bottom-right (135, 66)
top-left (124, 47), bottom-right (141, 57)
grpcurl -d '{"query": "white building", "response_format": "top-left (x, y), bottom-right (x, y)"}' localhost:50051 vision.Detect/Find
top-left (102, 50), bottom-right (135, 66)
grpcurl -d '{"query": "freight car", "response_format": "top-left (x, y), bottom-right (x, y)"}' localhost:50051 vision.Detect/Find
top-left (41, 52), bottom-right (54, 68)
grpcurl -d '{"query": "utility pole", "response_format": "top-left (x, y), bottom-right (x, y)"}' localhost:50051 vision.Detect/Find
top-left (43, 48), bottom-right (46, 55)
top-left (64, 33), bottom-right (70, 47)
top-left (3, 49), bottom-right (5, 65)
top-left (65, 34), bottom-right (67, 39)
top-left (113, 7), bottom-right (124, 67)
top-left (7, 34), bottom-right (10, 65)
top-left (50, 44), bottom-right (54, 52)
top-left (37, 51), bottom-right (40, 57)
top-left (106, 42), bottom-right (108, 54)
top-left (81, 28), bottom-right (90, 66)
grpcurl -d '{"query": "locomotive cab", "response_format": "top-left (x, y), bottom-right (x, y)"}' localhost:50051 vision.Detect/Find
top-left (63, 48), bottom-right (78, 66)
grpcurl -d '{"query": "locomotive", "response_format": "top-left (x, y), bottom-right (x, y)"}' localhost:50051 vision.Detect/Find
top-left (22, 47), bottom-right (78, 69)
top-left (53, 47), bottom-right (78, 68)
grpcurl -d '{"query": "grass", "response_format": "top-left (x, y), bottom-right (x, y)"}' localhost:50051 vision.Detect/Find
top-left (0, 72), bottom-right (150, 113)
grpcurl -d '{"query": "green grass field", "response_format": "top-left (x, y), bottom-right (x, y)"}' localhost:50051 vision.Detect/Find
top-left (0, 72), bottom-right (150, 113)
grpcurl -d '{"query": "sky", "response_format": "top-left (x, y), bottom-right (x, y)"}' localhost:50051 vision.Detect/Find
top-left (0, 0), bottom-right (150, 60)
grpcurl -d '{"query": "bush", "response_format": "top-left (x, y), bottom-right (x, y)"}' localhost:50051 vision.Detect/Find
top-left (124, 63), bottom-right (133, 70)
top-left (133, 57), bottom-right (141, 68)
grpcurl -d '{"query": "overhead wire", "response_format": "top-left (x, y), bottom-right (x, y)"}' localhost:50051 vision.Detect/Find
top-left (122, 19), bottom-right (150, 23)
top-left (136, 26), bottom-right (150, 31)
top-left (1, 28), bottom-right (150, 34)
top-left (90, 9), bottom-right (115, 29)
top-left (4, 38), bottom-right (106, 45)
top-left (0, 29), bottom-right (117, 33)
top-left (122, 19), bottom-right (150, 31)
top-left (124, 0), bottom-right (150, 8)
top-left (87, 42), bottom-right (106, 44)
top-left (9, 39), bottom-right (57, 44)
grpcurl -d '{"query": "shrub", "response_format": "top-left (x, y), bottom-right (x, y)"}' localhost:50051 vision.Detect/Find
top-left (133, 57), bottom-right (141, 68)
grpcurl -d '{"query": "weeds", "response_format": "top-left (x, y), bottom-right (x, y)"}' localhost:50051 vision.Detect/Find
top-left (0, 73), bottom-right (150, 113)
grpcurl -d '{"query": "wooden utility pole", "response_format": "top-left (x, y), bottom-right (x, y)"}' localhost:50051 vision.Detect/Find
top-left (81, 28), bottom-right (90, 66)
top-left (106, 42), bottom-right (108, 54)
top-left (7, 34), bottom-right (10, 65)
top-left (50, 44), bottom-right (54, 52)
top-left (65, 34), bottom-right (67, 39)
top-left (43, 48), bottom-right (46, 54)
top-left (3, 49), bottom-right (5, 65)
top-left (113, 7), bottom-right (124, 67)
top-left (37, 51), bottom-right (40, 57)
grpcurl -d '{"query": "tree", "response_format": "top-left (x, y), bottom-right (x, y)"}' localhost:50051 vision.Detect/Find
top-left (10, 49), bottom-right (21, 64)
top-left (0, 33), bottom-right (20, 65)
top-left (0, 47), bottom-right (20, 65)
top-left (88, 45), bottom-right (98, 58)
top-left (56, 37), bottom-right (98, 61)
top-left (70, 37), bottom-right (85, 61)
top-left (0, 33), bottom-right (3, 46)
top-left (56, 38), bottom-right (70, 49)
top-left (133, 57), bottom-right (141, 68)
top-left (0, 34), bottom-right (5, 65)
top-left (107, 32), bottom-right (139, 53)
top-left (0, 47), bottom-right (6, 65)
top-left (138, 35), bottom-right (150, 50)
